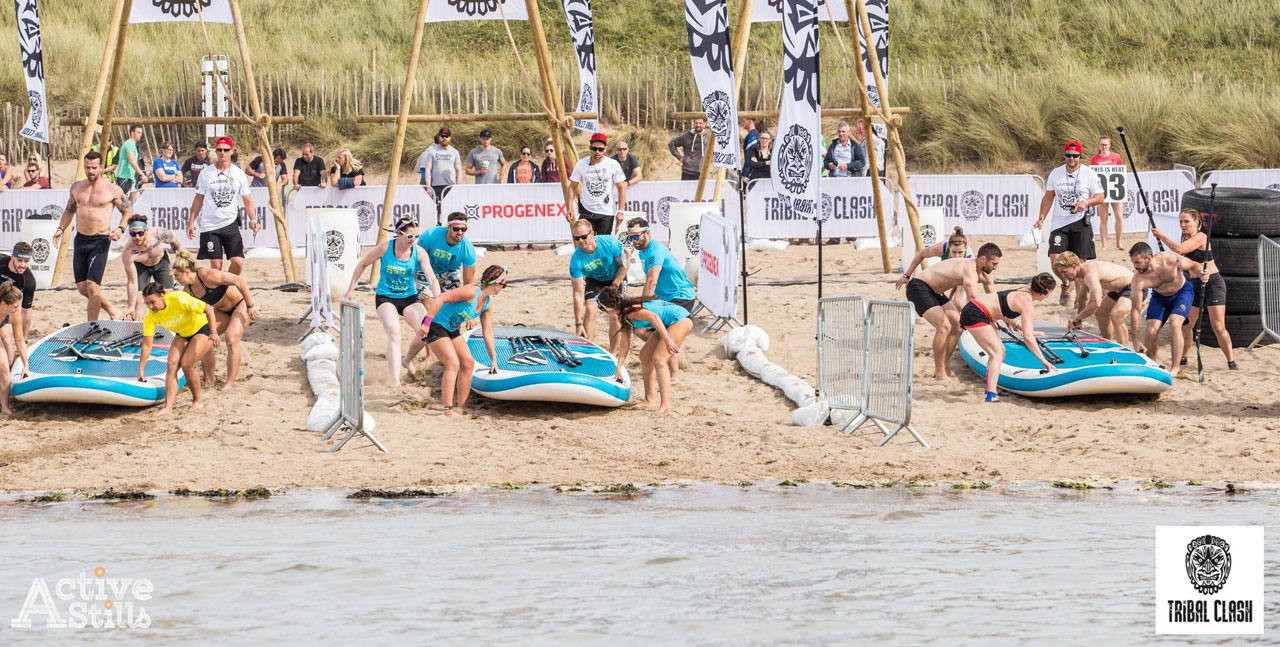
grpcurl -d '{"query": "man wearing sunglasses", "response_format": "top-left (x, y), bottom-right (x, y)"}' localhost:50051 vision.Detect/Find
top-left (568, 219), bottom-right (628, 345)
top-left (626, 217), bottom-right (696, 313)
top-left (187, 136), bottom-right (259, 275)
top-left (121, 215), bottom-right (182, 321)
top-left (17, 164), bottom-right (48, 189)
top-left (569, 133), bottom-right (628, 236)
top-left (1035, 140), bottom-right (1105, 307)
top-left (404, 211), bottom-right (478, 368)
top-left (613, 141), bottom-right (642, 185)
top-left (417, 128), bottom-right (463, 223)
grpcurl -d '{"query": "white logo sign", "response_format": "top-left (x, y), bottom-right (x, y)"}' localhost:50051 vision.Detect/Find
top-left (1156, 526), bottom-right (1263, 635)
top-left (10, 567), bottom-right (153, 629)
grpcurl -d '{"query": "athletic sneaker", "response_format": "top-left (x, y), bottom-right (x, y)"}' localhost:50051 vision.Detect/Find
top-left (1229, 361), bottom-right (1239, 370)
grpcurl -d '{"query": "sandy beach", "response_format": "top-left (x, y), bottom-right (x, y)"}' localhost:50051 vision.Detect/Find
top-left (2, 234), bottom-right (1278, 492)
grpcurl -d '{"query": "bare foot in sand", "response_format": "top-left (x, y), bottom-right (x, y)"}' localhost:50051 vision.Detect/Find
top-left (657, 404), bottom-right (671, 413)
top-left (638, 399), bottom-right (654, 408)
top-left (443, 408), bottom-right (460, 418)
top-left (1, 405), bottom-right (13, 415)
top-left (189, 400), bottom-right (203, 411)
top-left (152, 406), bottom-right (171, 416)
top-left (946, 368), bottom-right (957, 378)
top-left (933, 372), bottom-right (952, 381)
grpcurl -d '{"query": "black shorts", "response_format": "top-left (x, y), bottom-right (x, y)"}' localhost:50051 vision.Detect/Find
top-left (670, 297), bottom-right (697, 313)
top-left (179, 322), bottom-right (214, 340)
top-left (584, 277), bottom-right (625, 301)
top-left (136, 254), bottom-right (174, 290)
top-left (423, 321), bottom-right (460, 344)
top-left (198, 222), bottom-right (245, 260)
top-left (1191, 272), bottom-right (1228, 308)
top-left (905, 277), bottom-right (949, 317)
top-left (959, 301), bottom-right (993, 329)
top-left (73, 234), bottom-right (111, 284)
top-left (578, 202), bottom-right (615, 236)
top-left (375, 294), bottom-right (419, 316)
top-left (116, 177), bottom-right (136, 194)
top-left (1047, 218), bottom-right (1096, 260)
top-left (1105, 286), bottom-right (1132, 303)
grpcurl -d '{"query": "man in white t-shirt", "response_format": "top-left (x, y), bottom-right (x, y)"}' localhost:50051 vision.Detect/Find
top-left (569, 132), bottom-right (628, 236)
top-left (1034, 140), bottom-right (1105, 306)
top-left (186, 136), bottom-right (258, 275)
top-left (416, 127), bottom-right (463, 224)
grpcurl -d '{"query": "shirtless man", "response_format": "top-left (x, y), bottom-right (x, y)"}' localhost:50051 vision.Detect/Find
top-left (895, 242), bottom-right (1002, 378)
top-left (52, 150), bottom-right (128, 321)
top-left (122, 214), bottom-right (182, 321)
top-left (1126, 242), bottom-right (1203, 377)
top-left (1052, 251), bottom-right (1138, 344)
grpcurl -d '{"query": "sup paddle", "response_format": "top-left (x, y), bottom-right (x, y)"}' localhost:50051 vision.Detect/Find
top-left (1195, 183), bottom-right (1217, 382)
top-left (1114, 126), bottom-right (1163, 251)
top-left (49, 324), bottom-right (109, 361)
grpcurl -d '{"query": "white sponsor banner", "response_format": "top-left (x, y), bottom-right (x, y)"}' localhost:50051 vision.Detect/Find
top-left (1090, 164), bottom-right (1128, 202)
top-left (684, 0), bottom-right (739, 169)
top-left (1201, 168), bottom-right (1280, 192)
top-left (751, 0), bottom-right (848, 21)
top-left (425, 0), bottom-right (527, 22)
top-left (309, 209), bottom-right (359, 297)
top-left (14, 0), bottom-right (49, 143)
top-left (745, 177), bottom-right (888, 239)
top-left (562, 0), bottom-right (599, 132)
top-left (900, 205), bottom-right (944, 273)
top-left (1121, 169), bottom-right (1195, 234)
top-left (18, 216), bottom-right (60, 288)
top-left (288, 186), bottom-right (434, 247)
top-left (129, 187), bottom-right (279, 248)
top-left (667, 202), bottom-right (719, 270)
top-left (698, 211), bottom-right (738, 320)
top-left (129, 0), bottom-right (232, 23)
top-left (1147, 211), bottom-right (1180, 254)
top-left (623, 180), bottom-right (743, 244)
top-left (0, 188), bottom-right (65, 252)
top-left (773, 0), bottom-right (823, 221)
top-left (903, 174), bottom-right (1040, 236)
top-left (440, 183), bottom-right (571, 243)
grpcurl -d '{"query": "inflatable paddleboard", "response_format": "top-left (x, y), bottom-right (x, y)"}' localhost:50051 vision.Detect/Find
top-left (10, 321), bottom-right (184, 406)
top-left (959, 324), bottom-right (1172, 397)
top-left (465, 326), bottom-right (630, 407)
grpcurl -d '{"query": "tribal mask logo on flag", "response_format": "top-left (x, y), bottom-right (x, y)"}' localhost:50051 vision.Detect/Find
top-left (782, 0), bottom-right (820, 108)
top-left (130, 0), bottom-right (230, 23)
top-left (15, 0), bottom-right (42, 80)
top-left (449, 0), bottom-right (502, 17)
top-left (562, 0), bottom-right (599, 131)
top-left (778, 124), bottom-right (814, 194)
top-left (755, 0), bottom-right (847, 22)
top-left (773, 0), bottom-right (822, 219)
top-left (153, 0), bottom-right (212, 18)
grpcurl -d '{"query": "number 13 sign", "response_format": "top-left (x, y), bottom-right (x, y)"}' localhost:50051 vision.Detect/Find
top-left (1092, 164), bottom-right (1128, 202)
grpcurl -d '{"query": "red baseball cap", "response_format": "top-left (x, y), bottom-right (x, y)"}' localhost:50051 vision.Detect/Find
top-left (1064, 140), bottom-right (1082, 154)
top-left (215, 136), bottom-right (234, 149)
top-left (590, 133), bottom-right (608, 145)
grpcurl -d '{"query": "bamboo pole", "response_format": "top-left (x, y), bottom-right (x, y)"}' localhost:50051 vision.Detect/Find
top-left (371, 0), bottom-right (432, 285)
top-left (525, 0), bottom-right (578, 226)
top-left (54, 0), bottom-right (127, 288)
top-left (96, 0), bottom-right (134, 158)
top-left (693, 131), bottom-right (716, 201)
top-left (228, 0), bottom-right (296, 282)
top-left (353, 111), bottom-right (597, 124)
top-left (845, 0), bottom-right (890, 273)
top-left (709, 0), bottom-right (755, 204)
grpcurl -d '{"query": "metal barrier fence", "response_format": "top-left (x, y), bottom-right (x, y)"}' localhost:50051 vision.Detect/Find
top-left (322, 300), bottom-right (387, 453)
top-left (1249, 235), bottom-right (1280, 349)
top-left (817, 296), bottom-right (927, 447)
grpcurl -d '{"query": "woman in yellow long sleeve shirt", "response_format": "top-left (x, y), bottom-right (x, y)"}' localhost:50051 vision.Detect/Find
top-left (137, 282), bottom-right (220, 414)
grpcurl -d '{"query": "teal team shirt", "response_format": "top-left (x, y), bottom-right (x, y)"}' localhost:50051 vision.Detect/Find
top-left (630, 299), bottom-right (691, 330)
top-left (569, 235), bottom-right (624, 282)
top-left (417, 226), bottom-right (477, 275)
top-left (638, 240), bottom-right (695, 301)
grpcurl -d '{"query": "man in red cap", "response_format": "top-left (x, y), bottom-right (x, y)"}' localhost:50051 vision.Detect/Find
top-left (569, 132), bottom-right (628, 236)
top-left (1035, 140), bottom-right (1105, 306)
top-left (186, 136), bottom-right (259, 275)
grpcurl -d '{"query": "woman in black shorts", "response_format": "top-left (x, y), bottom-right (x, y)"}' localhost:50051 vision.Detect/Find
top-left (171, 249), bottom-right (259, 389)
top-left (1152, 208), bottom-right (1236, 369)
top-left (959, 273), bottom-right (1057, 402)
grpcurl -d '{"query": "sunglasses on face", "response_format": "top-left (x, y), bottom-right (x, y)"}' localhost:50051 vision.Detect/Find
top-left (1064, 153), bottom-right (1080, 158)
top-left (590, 147), bottom-right (606, 152)
top-left (572, 233), bottom-right (590, 242)
top-left (520, 151), bottom-right (531, 156)
top-left (617, 148), bottom-right (628, 152)
top-left (25, 169), bottom-right (37, 174)
top-left (449, 226), bottom-right (468, 233)
top-left (626, 233), bottom-right (646, 241)
top-left (216, 147), bottom-right (232, 152)
top-left (545, 148), bottom-right (554, 153)
top-left (402, 233), bottom-right (419, 240)
top-left (129, 230), bottom-right (147, 237)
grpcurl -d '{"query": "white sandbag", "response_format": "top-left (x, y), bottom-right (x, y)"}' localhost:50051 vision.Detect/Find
top-left (310, 371), bottom-right (339, 391)
top-left (722, 325), bottom-right (770, 353)
top-left (792, 400), bottom-right (830, 427)
top-left (736, 348), bottom-right (768, 378)
top-left (555, 243), bottom-right (575, 256)
top-left (829, 408), bottom-right (857, 428)
top-left (301, 343), bottom-right (339, 362)
top-left (245, 247), bottom-right (280, 259)
top-left (748, 239), bottom-right (789, 251)
top-left (474, 247), bottom-right (486, 258)
top-left (758, 363), bottom-right (790, 386)
top-left (780, 378), bottom-right (817, 406)
top-left (306, 394), bottom-right (339, 432)
top-left (300, 332), bottom-right (334, 351)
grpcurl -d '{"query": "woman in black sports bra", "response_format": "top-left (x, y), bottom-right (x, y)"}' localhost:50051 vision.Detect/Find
top-left (171, 249), bottom-right (259, 389)
top-left (959, 273), bottom-right (1057, 402)
top-left (1151, 208), bottom-right (1236, 369)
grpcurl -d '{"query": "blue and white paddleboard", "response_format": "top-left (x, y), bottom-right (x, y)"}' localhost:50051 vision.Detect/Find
top-left (466, 326), bottom-right (631, 407)
top-left (10, 320), bottom-right (184, 407)
top-left (959, 325), bottom-right (1172, 397)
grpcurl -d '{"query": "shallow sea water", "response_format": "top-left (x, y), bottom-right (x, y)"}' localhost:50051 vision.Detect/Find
top-left (0, 483), bottom-right (1275, 646)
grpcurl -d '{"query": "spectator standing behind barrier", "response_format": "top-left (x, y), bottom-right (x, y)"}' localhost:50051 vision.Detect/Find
top-left (740, 118), bottom-right (759, 158)
top-left (88, 140), bottom-right (120, 182)
top-left (506, 146), bottom-right (542, 184)
top-left (0, 155), bottom-right (12, 190)
top-left (856, 120), bottom-right (885, 177)
top-left (117, 125), bottom-right (146, 198)
top-left (248, 148), bottom-right (287, 189)
top-left (1090, 135), bottom-right (1126, 251)
top-left (1036, 140), bottom-right (1106, 307)
top-left (181, 141), bottom-right (210, 187)
top-left (292, 143), bottom-right (327, 191)
top-left (417, 128), bottom-right (463, 212)
top-left (743, 131), bottom-right (772, 183)
top-left (613, 142), bottom-right (642, 185)
top-left (570, 133), bottom-right (628, 237)
top-left (187, 136), bottom-right (259, 275)
top-left (329, 150), bottom-right (365, 189)
top-left (668, 118), bottom-right (708, 181)
top-left (153, 143), bottom-right (182, 188)
top-left (25, 152), bottom-right (44, 181)
top-left (540, 138), bottom-right (566, 184)
top-left (824, 122), bottom-right (865, 178)
top-left (17, 163), bottom-right (49, 189)
top-left (466, 129), bottom-right (505, 185)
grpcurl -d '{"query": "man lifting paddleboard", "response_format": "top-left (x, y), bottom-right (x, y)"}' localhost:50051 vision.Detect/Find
top-left (1052, 252), bottom-right (1139, 346)
top-left (895, 243), bottom-right (1003, 379)
top-left (52, 150), bottom-right (129, 322)
top-left (1125, 242), bottom-right (1204, 378)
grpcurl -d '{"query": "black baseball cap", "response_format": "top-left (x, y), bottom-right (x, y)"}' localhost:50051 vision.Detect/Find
top-left (438, 127), bottom-right (451, 137)
top-left (479, 129), bottom-right (493, 138)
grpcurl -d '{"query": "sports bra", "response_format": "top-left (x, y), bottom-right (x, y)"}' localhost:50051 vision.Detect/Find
top-left (941, 242), bottom-right (972, 260)
top-left (997, 290), bottom-right (1020, 320)
top-left (1183, 238), bottom-right (1207, 264)
top-left (190, 271), bottom-right (230, 306)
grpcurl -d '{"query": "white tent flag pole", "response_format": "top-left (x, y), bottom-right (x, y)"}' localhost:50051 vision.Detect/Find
top-left (561, 0), bottom-right (599, 132)
top-left (771, 0), bottom-right (823, 221)
top-left (14, 0), bottom-right (50, 144)
top-left (683, 0), bottom-right (739, 170)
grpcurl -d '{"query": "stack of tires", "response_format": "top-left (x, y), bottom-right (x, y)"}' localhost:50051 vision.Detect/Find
top-left (1179, 187), bottom-right (1280, 349)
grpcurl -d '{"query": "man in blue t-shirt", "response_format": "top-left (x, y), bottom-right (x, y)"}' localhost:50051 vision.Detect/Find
top-left (568, 219), bottom-right (628, 345)
top-left (416, 211), bottom-right (477, 298)
top-left (151, 142), bottom-right (182, 188)
top-left (627, 217), bottom-right (696, 312)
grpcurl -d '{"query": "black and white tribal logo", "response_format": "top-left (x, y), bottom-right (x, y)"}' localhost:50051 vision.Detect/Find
top-left (1186, 535), bottom-right (1231, 595)
top-left (563, 0), bottom-right (596, 74)
top-left (656, 196), bottom-right (678, 227)
top-left (1057, 188), bottom-right (1080, 213)
top-left (26, 92), bottom-right (43, 130)
top-left (586, 175), bottom-right (609, 202)
top-left (579, 83), bottom-right (595, 113)
top-left (684, 0), bottom-right (731, 74)
top-left (960, 190), bottom-right (985, 221)
top-left (209, 173), bottom-right (238, 208)
top-left (15, 0), bottom-right (43, 81)
top-left (353, 200), bottom-right (376, 232)
top-left (817, 192), bottom-right (833, 223)
top-left (921, 224), bottom-right (937, 247)
top-left (39, 204), bottom-right (62, 220)
top-left (684, 224), bottom-right (700, 254)
top-left (781, 0), bottom-right (820, 107)
top-left (1266, 183), bottom-right (1280, 192)
top-left (778, 124), bottom-right (815, 194)
top-left (464, 204), bottom-right (480, 220)
top-left (865, 0), bottom-right (889, 85)
top-left (325, 231), bottom-right (345, 263)
top-left (702, 90), bottom-right (733, 151)
top-left (152, 0), bottom-right (214, 19)
top-left (31, 238), bottom-right (50, 264)
top-left (447, 0), bottom-right (502, 18)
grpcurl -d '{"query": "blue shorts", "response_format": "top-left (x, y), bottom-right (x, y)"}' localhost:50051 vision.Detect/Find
top-left (1146, 280), bottom-right (1194, 322)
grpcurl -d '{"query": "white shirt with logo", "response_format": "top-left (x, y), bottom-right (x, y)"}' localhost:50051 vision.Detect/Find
top-left (570, 157), bottom-right (625, 216)
top-left (194, 164), bottom-right (250, 231)
top-left (1045, 163), bottom-right (1104, 230)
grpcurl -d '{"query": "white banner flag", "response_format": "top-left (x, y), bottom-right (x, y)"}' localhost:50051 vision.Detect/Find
top-left (751, 0), bottom-right (848, 22)
top-left (772, 0), bottom-right (823, 221)
top-left (697, 210), bottom-right (739, 320)
top-left (745, 176), bottom-right (888, 239)
top-left (903, 174), bottom-right (1042, 236)
top-left (440, 183), bottom-right (570, 243)
top-left (684, 0), bottom-right (739, 169)
top-left (562, 0), bottom-right (599, 132)
top-left (14, 0), bottom-right (49, 144)
top-left (129, 0), bottom-right (232, 23)
top-left (1202, 168), bottom-right (1280, 192)
top-left (287, 186), bottom-right (435, 246)
top-left (129, 187), bottom-right (280, 248)
top-left (425, 0), bottom-right (528, 22)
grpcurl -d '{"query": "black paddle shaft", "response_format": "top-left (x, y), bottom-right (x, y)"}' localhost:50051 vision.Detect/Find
top-left (1114, 126), bottom-right (1163, 251)
top-left (1195, 184), bottom-right (1218, 381)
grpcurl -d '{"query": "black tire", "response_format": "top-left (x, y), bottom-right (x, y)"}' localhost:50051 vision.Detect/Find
top-left (1181, 187), bottom-right (1280, 238)
top-left (1207, 235), bottom-right (1261, 276)
top-left (1198, 313), bottom-right (1273, 348)
top-left (1220, 275), bottom-right (1261, 314)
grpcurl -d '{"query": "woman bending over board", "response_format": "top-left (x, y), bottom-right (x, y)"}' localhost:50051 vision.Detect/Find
top-left (1151, 208), bottom-right (1237, 370)
top-left (958, 272), bottom-right (1057, 403)
top-left (138, 281), bottom-right (219, 415)
top-left (416, 265), bottom-right (506, 417)
top-left (172, 249), bottom-right (258, 389)
top-left (0, 282), bottom-right (30, 415)
top-left (345, 215), bottom-right (440, 386)
top-left (596, 286), bottom-right (692, 413)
